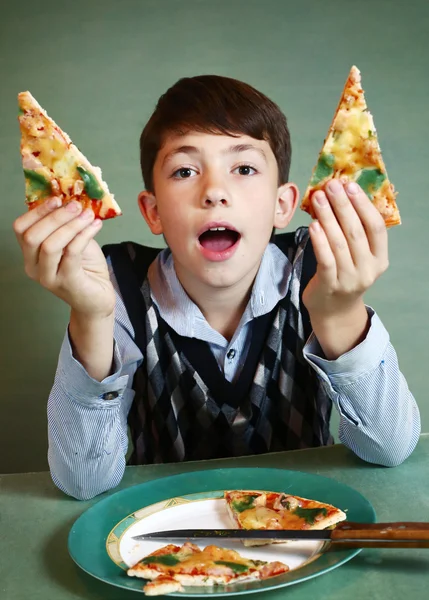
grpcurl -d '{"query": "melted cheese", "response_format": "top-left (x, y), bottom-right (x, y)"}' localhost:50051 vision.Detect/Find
top-left (158, 546), bottom-right (254, 574)
top-left (324, 107), bottom-right (378, 172)
top-left (239, 507), bottom-right (283, 529)
top-left (239, 505), bottom-right (322, 529)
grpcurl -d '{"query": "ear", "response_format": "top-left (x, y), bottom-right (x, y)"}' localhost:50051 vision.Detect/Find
top-left (138, 190), bottom-right (163, 235)
top-left (273, 182), bottom-right (300, 229)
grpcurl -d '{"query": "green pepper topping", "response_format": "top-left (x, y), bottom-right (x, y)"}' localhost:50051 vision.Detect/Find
top-left (18, 107), bottom-right (25, 116)
top-left (231, 494), bottom-right (259, 513)
top-left (141, 554), bottom-right (181, 566)
top-left (76, 166), bottom-right (104, 200)
top-left (23, 169), bottom-right (51, 200)
top-left (293, 507), bottom-right (328, 525)
top-left (356, 168), bottom-right (386, 200)
top-left (214, 561), bottom-right (250, 573)
top-left (310, 153), bottom-right (335, 185)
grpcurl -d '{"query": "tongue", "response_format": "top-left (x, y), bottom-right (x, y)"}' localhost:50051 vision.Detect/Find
top-left (199, 230), bottom-right (238, 252)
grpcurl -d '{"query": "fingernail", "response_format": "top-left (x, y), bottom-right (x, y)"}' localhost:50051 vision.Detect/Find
top-left (66, 201), bottom-right (81, 213)
top-left (311, 220), bottom-right (321, 232)
top-left (48, 197), bottom-right (61, 209)
top-left (347, 182), bottom-right (360, 194)
top-left (91, 218), bottom-right (102, 228)
top-left (79, 208), bottom-right (94, 219)
top-left (313, 191), bottom-right (327, 206)
top-left (327, 179), bottom-right (342, 193)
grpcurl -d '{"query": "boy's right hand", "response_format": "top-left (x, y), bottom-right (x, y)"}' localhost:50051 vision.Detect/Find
top-left (13, 197), bottom-right (116, 319)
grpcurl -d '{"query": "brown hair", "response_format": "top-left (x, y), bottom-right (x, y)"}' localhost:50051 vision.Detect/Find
top-left (139, 75), bottom-right (291, 192)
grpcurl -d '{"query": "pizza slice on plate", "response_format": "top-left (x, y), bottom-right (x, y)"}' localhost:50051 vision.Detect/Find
top-left (300, 65), bottom-right (400, 228)
top-left (127, 541), bottom-right (289, 595)
top-left (18, 91), bottom-right (121, 220)
top-left (224, 490), bottom-right (346, 546)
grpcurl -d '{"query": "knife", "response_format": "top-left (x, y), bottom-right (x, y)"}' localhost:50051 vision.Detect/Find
top-left (132, 522), bottom-right (429, 549)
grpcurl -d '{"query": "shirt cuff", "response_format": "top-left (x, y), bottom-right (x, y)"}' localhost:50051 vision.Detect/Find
top-left (56, 330), bottom-right (129, 407)
top-left (303, 307), bottom-right (390, 386)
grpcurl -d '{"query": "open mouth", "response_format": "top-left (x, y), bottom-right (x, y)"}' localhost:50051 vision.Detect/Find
top-left (198, 226), bottom-right (241, 253)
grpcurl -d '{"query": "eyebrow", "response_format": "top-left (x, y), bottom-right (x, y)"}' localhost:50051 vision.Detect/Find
top-left (227, 144), bottom-right (267, 161)
top-left (162, 143), bottom-right (267, 167)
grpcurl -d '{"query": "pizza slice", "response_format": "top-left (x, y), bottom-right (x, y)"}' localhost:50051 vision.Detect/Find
top-left (300, 65), bottom-right (400, 228)
top-left (127, 541), bottom-right (289, 595)
top-left (224, 490), bottom-right (346, 546)
top-left (17, 91), bottom-right (121, 220)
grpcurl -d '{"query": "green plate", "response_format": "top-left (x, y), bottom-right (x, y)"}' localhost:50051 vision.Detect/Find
top-left (68, 467), bottom-right (375, 596)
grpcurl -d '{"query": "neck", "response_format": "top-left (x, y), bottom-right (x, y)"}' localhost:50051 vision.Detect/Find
top-left (194, 287), bottom-right (250, 342)
top-left (174, 265), bottom-right (261, 342)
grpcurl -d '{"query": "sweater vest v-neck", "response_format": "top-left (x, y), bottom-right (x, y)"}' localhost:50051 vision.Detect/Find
top-left (103, 227), bottom-right (333, 465)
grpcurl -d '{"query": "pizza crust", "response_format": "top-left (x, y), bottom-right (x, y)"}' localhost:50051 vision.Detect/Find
top-left (143, 577), bottom-right (184, 596)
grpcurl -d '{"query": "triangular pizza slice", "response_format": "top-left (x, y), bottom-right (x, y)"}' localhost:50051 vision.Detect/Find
top-left (127, 542), bottom-right (289, 594)
top-left (18, 91), bottom-right (121, 220)
top-left (224, 490), bottom-right (346, 546)
top-left (300, 66), bottom-right (400, 228)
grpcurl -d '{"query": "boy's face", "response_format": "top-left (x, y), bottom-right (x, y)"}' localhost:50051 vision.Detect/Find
top-left (139, 132), bottom-right (299, 294)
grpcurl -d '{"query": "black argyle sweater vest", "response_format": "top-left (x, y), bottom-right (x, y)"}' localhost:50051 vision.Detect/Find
top-left (103, 227), bottom-right (333, 465)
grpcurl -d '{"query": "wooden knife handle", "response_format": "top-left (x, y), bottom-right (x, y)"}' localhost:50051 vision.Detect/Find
top-left (333, 522), bottom-right (429, 540)
top-left (330, 522), bottom-right (429, 548)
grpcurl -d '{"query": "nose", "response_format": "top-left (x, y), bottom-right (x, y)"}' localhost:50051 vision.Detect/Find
top-left (203, 195), bottom-right (228, 208)
top-left (201, 172), bottom-right (231, 208)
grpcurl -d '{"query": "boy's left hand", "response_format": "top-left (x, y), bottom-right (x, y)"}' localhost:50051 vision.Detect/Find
top-left (302, 178), bottom-right (389, 359)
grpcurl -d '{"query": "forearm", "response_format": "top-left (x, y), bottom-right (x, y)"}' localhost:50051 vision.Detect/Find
top-left (69, 309), bottom-right (115, 381)
top-left (304, 309), bottom-right (421, 466)
top-left (336, 344), bottom-right (420, 466)
top-left (48, 384), bottom-right (130, 500)
top-left (48, 312), bottom-right (142, 499)
top-left (309, 299), bottom-right (369, 360)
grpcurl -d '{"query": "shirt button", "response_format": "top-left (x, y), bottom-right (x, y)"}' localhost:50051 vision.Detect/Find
top-left (101, 391), bottom-right (119, 401)
top-left (227, 349), bottom-right (236, 360)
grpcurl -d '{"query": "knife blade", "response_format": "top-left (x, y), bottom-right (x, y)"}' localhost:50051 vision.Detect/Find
top-left (132, 522), bottom-right (429, 549)
top-left (132, 529), bottom-right (332, 541)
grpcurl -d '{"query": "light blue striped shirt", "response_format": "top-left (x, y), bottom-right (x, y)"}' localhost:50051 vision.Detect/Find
top-left (47, 242), bottom-right (421, 500)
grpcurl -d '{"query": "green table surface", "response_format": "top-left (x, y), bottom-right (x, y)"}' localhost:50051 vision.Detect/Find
top-left (1, 435), bottom-right (429, 600)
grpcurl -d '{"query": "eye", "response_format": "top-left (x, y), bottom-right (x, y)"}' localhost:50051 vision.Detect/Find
top-left (172, 167), bottom-right (197, 179)
top-left (233, 164), bottom-right (257, 176)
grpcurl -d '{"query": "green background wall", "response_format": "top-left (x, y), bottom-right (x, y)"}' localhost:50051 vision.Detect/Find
top-left (1, 0), bottom-right (428, 474)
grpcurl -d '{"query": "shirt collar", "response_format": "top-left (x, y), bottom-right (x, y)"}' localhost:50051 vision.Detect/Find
top-left (147, 242), bottom-right (292, 338)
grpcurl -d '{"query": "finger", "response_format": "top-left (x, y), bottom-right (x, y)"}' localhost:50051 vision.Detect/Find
top-left (323, 179), bottom-right (370, 267)
top-left (308, 220), bottom-right (337, 286)
top-left (311, 189), bottom-right (354, 273)
top-left (20, 201), bottom-right (83, 276)
top-left (346, 182), bottom-right (388, 265)
top-left (37, 208), bottom-right (97, 287)
top-left (58, 218), bottom-right (103, 280)
top-left (13, 196), bottom-right (62, 244)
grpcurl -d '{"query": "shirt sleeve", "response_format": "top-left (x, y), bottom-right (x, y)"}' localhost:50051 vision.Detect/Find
top-left (303, 307), bottom-right (421, 467)
top-left (47, 261), bottom-right (143, 500)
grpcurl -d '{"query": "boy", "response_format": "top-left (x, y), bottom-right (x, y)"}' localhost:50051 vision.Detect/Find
top-left (13, 75), bottom-right (420, 500)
